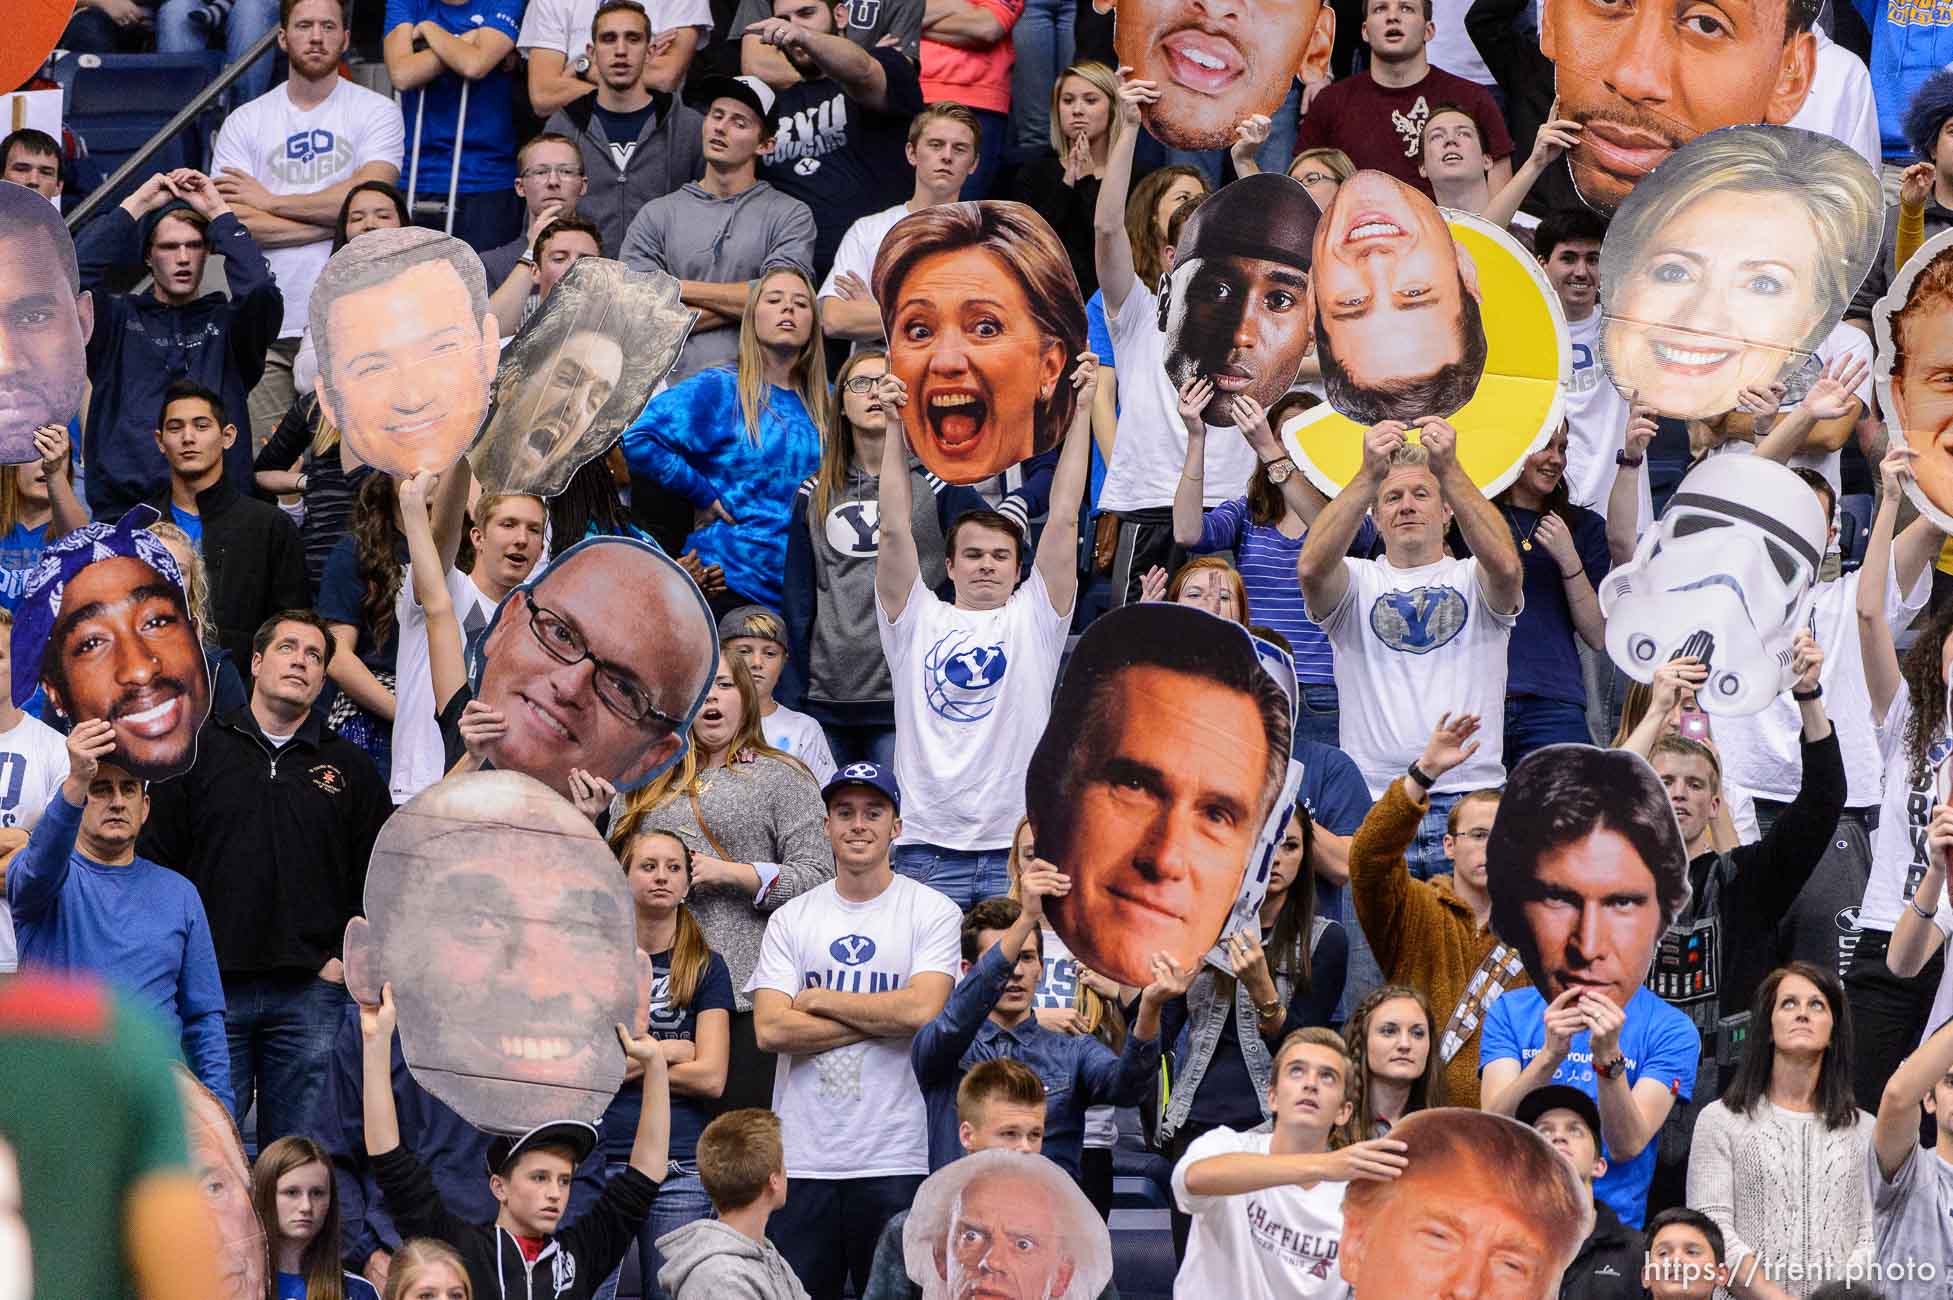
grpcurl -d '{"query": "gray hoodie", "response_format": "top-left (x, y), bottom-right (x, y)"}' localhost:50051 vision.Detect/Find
top-left (657, 1218), bottom-right (810, 1300)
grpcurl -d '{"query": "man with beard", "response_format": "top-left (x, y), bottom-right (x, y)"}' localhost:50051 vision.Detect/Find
top-left (749, 0), bottom-right (927, 275)
top-left (1539, 0), bottom-right (1817, 214)
top-left (0, 181), bottom-right (90, 469)
top-left (1296, 0), bottom-right (1510, 199)
top-left (211, 0), bottom-right (404, 440)
top-left (139, 611), bottom-right (390, 1153)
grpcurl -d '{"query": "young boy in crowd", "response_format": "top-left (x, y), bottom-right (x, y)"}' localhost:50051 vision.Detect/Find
top-left (719, 604), bottom-right (836, 785)
top-left (657, 1108), bottom-right (807, 1300)
top-left (359, 983), bottom-right (671, 1299)
top-left (1642, 1209), bottom-right (1731, 1300)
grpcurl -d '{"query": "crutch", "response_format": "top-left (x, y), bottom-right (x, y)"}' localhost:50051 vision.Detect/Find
top-left (400, 77), bottom-right (469, 235)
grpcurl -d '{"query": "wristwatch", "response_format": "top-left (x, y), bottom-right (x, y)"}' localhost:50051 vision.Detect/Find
top-left (1595, 1053), bottom-right (1627, 1080)
top-left (1262, 456), bottom-right (1298, 484)
top-left (1615, 449), bottom-right (1645, 468)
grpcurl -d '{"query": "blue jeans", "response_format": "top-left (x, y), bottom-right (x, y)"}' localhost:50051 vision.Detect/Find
top-left (891, 843), bottom-right (1012, 909)
top-left (1160, 79), bottom-right (1303, 184)
top-left (591, 1162), bottom-right (711, 1300)
top-left (772, 1174), bottom-right (923, 1300)
top-left (414, 188), bottom-right (524, 257)
top-left (1007, 0), bottom-right (1077, 161)
top-left (224, 973), bottom-right (347, 1151)
top-left (821, 722), bottom-right (896, 770)
top-left (1504, 695), bottom-right (1593, 769)
top-left (1406, 790), bottom-right (1462, 882)
top-left (157, 0), bottom-right (279, 104)
top-left (1293, 683), bottom-right (1340, 751)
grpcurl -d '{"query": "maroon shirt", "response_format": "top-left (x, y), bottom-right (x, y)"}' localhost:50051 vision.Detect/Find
top-left (1296, 67), bottom-right (1513, 196)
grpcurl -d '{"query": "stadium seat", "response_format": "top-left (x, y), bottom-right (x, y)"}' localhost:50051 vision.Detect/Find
top-left (46, 50), bottom-right (228, 221)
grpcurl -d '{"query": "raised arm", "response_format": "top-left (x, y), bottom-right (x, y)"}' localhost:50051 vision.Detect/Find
top-left (1422, 417), bottom-right (1520, 613)
top-left (1861, 446), bottom-right (1911, 720)
top-left (1607, 403), bottom-right (1657, 565)
top-left (1299, 422), bottom-right (1402, 618)
top-left (1171, 376), bottom-right (1213, 546)
top-left (31, 424), bottom-right (86, 540)
top-left (398, 471), bottom-right (467, 710)
top-left (874, 373), bottom-right (923, 621)
top-left (1483, 115), bottom-right (1578, 230)
top-left (1095, 70), bottom-right (1157, 317)
top-left (617, 1028), bottom-right (672, 1182)
top-left (1033, 352), bottom-right (1100, 615)
top-left (1754, 353), bottom-right (1869, 463)
top-left (1233, 394), bottom-right (1327, 524)
top-left (1616, 657), bottom-right (1706, 759)
top-left (1888, 805), bottom-right (1950, 980)
top-left (359, 985), bottom-right (403, 1158)
top-left (1877, 999), bottom-right (1953, 1179)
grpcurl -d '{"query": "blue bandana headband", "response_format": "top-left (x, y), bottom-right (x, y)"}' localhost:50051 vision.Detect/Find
top-left (12, 506), bottom-right (187, 709)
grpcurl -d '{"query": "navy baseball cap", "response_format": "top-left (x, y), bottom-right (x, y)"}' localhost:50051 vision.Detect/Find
top-left (1515, 1084), bottom-right (1602, 1140)
top-left (484, 1120), bottom-right (599, 1176)
top-left (821, 761), bottom-right (900, 813)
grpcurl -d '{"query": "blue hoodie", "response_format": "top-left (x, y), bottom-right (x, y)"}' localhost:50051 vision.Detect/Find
top-left (1857, 0), bottom-right (1953, 160)
top-left (621, 367), bottom-right (822, 609)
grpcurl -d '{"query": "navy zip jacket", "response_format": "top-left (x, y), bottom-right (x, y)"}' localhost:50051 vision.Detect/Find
top-left (73, 205), bottom-right (282, 520)
top-left (308, 1004), bottom-right (609, 1274)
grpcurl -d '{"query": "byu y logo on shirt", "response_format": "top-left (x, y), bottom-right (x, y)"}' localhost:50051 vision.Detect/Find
top-left (1369, 585), bottom-right (1468, 654)
top-left (922, 630), bottom-right (1008, 722)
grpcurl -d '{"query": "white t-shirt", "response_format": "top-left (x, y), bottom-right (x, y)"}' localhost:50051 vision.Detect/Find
top-left (390, 567), bottom-right (499, 805)
top-left (1780, 322), bottom-right (1875, 497)
top-left (1859, 693), bottom-right (1953, 935)
top-left (877, 569), bottom-right (1069, 850)
top-left (1171, 1125), bottom-right (1352, 1300)
top-left (1721, 548), bottom-right (1929, 808)
top-left (818, 201), bottom-right (909, 310)
top-left (745, 872), bottom-right (962, 1178)
top-left (1426, 0), bottom-right (1494, 86)
top-left (516, 0), bottom-right (712, 53)
top-left (1317, 553), bottom-right (1518, 796)
top-left (209, 78), bottom-right (405, 340)
top-left (1786, 29), bottom-right (1882, 174)
top-left (0, 713), bottom-right (71, 833)
top-left (1562, 306), bottom-right (1649, 535)
top-left (763, 704), bottom-right (837, 786)
top-left (1099, 282), bottom-right (1258, 513)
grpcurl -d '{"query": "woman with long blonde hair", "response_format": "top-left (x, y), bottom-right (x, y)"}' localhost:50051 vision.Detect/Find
top-left (1010, 60), bottom-right (1124, 299)
top-left (601, 826), bottom-right (733, 1299)
top-left (622, 269), bottom-right (829, 615)
top-left (251, 1135), bottom-right (382, 1299)
top-left (610, 651), bottom-right (833, 1116)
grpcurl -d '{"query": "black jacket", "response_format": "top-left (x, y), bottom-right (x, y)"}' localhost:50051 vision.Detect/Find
top-left (144, 475), bottom-right (310, 671)
top-left (373, 1144), bottom-right (658, 1300)
top-left (140, 705), bottom-right (390, 977)
top-left (1558, 1200), bottom-right (1642, 1300)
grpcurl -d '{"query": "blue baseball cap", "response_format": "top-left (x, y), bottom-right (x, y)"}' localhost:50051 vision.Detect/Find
top-left (821, 761), bottom-right (900, 813)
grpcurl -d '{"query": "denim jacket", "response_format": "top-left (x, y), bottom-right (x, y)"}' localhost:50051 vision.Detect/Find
top-left (911, 942), bottom-right (1160, 1176)
top-left (1160, 917), bottom-right (1330, 1143)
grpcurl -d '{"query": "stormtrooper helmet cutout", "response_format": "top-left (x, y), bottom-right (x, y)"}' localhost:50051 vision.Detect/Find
top-left (1599, 455), bottom-right (1827, 717)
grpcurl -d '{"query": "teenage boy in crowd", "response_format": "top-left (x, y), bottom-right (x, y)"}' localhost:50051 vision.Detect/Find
top-left (1519, 1084), bottom-right (1642, 1300)
top-left (1348, 712), bottom-right (1519, 1107)
top-left (657, 1109), bottom-right (807, 1300)
top-left (748, 762), bottom-right (961, 1300)
top-left (6, 717), bottom-right (231, 1107)
top-left (544, 0), bottom-right (706, 261)
top-left (478, 133), bottom-right (589, 290)
top-left (1871, 1009), bottom-right (1953, 1299)
top-left (910, 873), bottom-right (1177, 1176)
top-left (140, 611), bottom-right (391, 1151)
top-left (1172, 1027), bottom-right (1409, 1296)
top-left (860, 1059), bottom-right (1119, 1300)
top-left (624, 75), bottom-right (815, 381)
top-left (718, 605), bottom-right (836, 784)
top-left (361, 983), bottom-right (673, 1299)
top-left (142, 380), bottom-right (309, 669)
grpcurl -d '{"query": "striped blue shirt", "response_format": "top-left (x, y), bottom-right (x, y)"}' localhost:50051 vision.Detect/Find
top-left (1192, 498), bottom-right (1376, 687)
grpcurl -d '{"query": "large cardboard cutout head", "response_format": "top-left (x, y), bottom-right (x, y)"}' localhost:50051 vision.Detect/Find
top-left (1286, 206), bottom-right (1567, 497)
top-left (1027, 603), bottom-right (1297, 989)
top-left (12, 508), bottom-right (211, 781)
top-left (1540, 0), bottom-right (1819, 215)
top-left (873, 201), bottom-right (1088, 485)
top-left (901, 1150), bottom-right (1114, 1300)
top-left (1099, 0), bottom-right (1333, 151)
top-left (0, 181), bottom-right (92, 466)
top-left (468, 536), bottom-right (717, 801)
top-left (1598, 455), bottom-right (1827, 715)
top-left (468, 258), bottom-right (694, 497)
top-left (1340, 1108), bottom-right (1594, 1300)
top-left (1877, 228), bottom-right (1953, 532)
top-left (1485, 745), bottom-right (1690, 1009)
top-left (1159, 173), bottom-right (1321, 425)
top-left (343, 770), bottom-right (650, 1135)
top-left (1310, 172), bottom-right (1489, 426)
top-left (174, 1068), bottom-right (268, 1300)
top-left (1598, 125), bottom-right (1881, 420)
top-left (309, 226), bottom-right (496, 478)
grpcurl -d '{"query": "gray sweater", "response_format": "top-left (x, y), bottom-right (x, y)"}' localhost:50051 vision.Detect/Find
top-left (617, 755), bottom-right (834, 1009)
top-left (545, 94), bottom-right (704, 264)
top-left (659, 1218), bottom-right (809, 1300)
top-left (621, 180), bottom-right (817, 381)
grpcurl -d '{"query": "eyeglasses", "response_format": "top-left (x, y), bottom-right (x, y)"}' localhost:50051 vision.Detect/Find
top-left (1452, 828), bottom-right (1492, 844)
top-left (522, 590), bottom-right (680, 730)
top-left (1294, 171), bottom-right (1335, 188)
top-left (521, 164), bottom-right (585, 180)
top-left (842, 374), bottom-right (885, 394)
